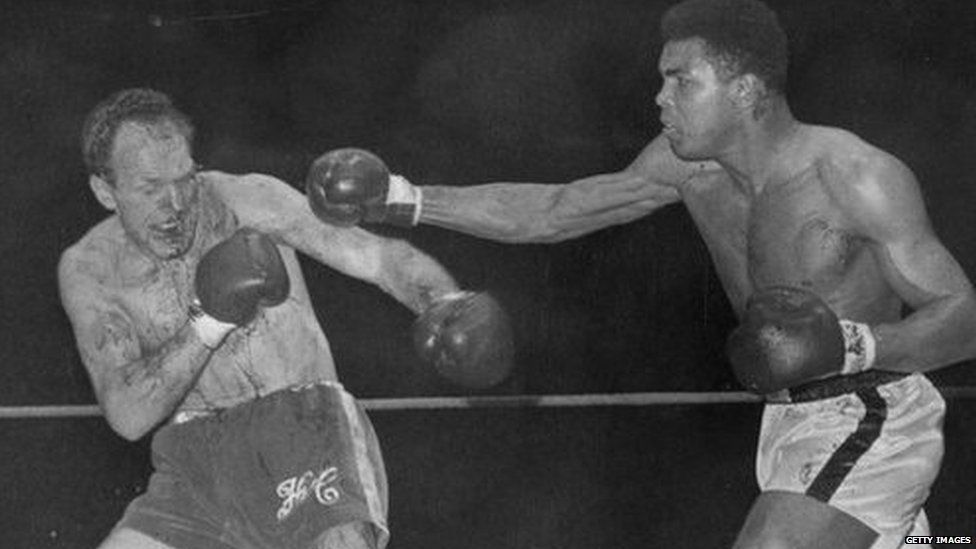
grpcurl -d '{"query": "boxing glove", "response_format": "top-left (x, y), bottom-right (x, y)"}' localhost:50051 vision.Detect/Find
top-left (726, 286), bottom-right (876, 394)
top-left (305, 148), bottom-right (421, 227)
top-left (191, 228), bottom-right (290, 347)
top-left (414, 291), bottom-right (515, 389)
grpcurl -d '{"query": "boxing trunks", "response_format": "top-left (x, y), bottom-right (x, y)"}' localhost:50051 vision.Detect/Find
top-left (757, 371), bottom-right (944, 549)
top-left (115, 381), bottom-right (388, 549)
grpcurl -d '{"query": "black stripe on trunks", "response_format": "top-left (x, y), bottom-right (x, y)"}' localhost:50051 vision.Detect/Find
top-left (805, 387), bottom-right (887, 503)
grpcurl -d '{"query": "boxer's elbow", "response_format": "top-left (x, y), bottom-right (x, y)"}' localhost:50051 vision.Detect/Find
top-left (104, 408), bottom-right (155, 441)
top-left (100, 393), bottom-right (161, 441)
top-left (112, 420), bottom-right (151, 442)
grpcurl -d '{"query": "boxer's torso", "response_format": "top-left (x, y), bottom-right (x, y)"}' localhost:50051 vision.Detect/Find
top-left (72, 174), bottom-right (337, 412)
top-left (675, 126), bottom-right (903, 323)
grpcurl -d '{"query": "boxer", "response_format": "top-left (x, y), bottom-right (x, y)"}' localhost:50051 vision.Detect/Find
top-left (304, 1), bottom-right (976, 546)
top-left (59, 88), bottom-right (514, 549)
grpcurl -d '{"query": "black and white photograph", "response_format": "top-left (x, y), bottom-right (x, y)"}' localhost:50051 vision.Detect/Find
top-left (1, 0), bottom-right (974, 547)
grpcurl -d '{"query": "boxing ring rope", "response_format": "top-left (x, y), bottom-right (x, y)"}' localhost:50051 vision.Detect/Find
top-left (2, 387), bottom-right (976, 418)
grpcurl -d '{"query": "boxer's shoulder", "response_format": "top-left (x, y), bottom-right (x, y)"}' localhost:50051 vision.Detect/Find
top-left (805, 126), bottom-right (909, 183)
top-left (202, 170), bottom-right (290, 198)
top-left (60, 217), bottom-right (130, 287)
top-left (789, 129), bottom-right (922, 244)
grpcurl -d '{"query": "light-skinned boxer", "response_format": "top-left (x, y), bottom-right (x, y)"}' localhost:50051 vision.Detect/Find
top-left (59, 88), bottom-right (514, 549)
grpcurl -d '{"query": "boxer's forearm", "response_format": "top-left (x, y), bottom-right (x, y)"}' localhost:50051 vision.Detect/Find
top-left (420, 175), bottom-right (679, 243)
top-left (99, 323), bottom-right (212, 440)
top-left (374, 238), bottom-right (459, 315)
top-left (873, 290), bottom-right (976, 373)
top-left (420, 184), bottom-right (563, 243)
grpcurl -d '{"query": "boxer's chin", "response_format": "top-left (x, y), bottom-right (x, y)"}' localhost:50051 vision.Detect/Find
top-left (668, 137), bottom-right (707, 162)
top-left (145, 221), bottom-right (197, 260)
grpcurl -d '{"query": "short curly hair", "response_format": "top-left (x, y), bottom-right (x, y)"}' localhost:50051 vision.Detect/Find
top-left (661, 0), bottom-right (788, 94)
top-left (81, 88), bottom-right (194, 181)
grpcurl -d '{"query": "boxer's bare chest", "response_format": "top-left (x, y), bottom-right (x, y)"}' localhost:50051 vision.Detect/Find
top-left (110, 253), bottom-right (199, 350)
top-left (682, 162), bottom-right (868, 312)
top-left (746, 164), bottom-right (863, 290)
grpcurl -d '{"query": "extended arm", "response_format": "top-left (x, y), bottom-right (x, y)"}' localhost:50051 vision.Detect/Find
top-left (420, 135), bottom-right (697, 242)
top-left (306, 135), bottom-right (692, 243)
top-left (212, 173), bottom-right (459, 313)
top-left (58, 252), bottom-right (213, 440)
top-left (849, 157), bottom-right (976, 373)
top-left (420, 170), bottom-right (680, 243)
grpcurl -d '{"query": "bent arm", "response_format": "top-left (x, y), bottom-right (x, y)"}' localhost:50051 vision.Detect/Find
top-left (58, 254), bottom-right (213, 440)
top-left (214, 174), bottom-right (459, 314)
top-left (418, 135), bottom-right (688, 243)
top-left (849, 160), bottom-right (976, 373)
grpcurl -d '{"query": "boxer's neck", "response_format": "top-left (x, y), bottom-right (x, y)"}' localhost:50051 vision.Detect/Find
top-left (715, 98), bottom-right (800, 196)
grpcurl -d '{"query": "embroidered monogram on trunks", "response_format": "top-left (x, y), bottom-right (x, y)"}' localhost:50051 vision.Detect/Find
top-left (275, 466), bottom-right (341, 521)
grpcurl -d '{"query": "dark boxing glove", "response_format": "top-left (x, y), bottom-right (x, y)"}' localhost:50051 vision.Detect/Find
top-left (413, 291), bottom-right (515, 389)
top-left (192, 228), bottom-right (290, 347)
top-left (305, 148), bottom-right (422, 227)
top-left (726, 286), bottom-right (877, 394)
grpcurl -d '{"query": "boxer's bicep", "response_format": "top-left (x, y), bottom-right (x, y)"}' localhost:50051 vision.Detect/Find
top-left (881, 234), bottom-right (973, 309)
top-left (211, 173), bottom-right (380, 276)
top-left (543, 135), bottom-right (695, 239)
top-left (209, 173), bottom-right (309, 236)
top-left (545, 172), bottom-right (681, 240)
top-left (848, 161), bottom-right (970, 307)
top-left (846, 163), bottom-right (976, 370)
top-left (423, 135), bottom-right (689, 243)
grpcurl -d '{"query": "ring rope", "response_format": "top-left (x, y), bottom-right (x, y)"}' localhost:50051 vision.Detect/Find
top-left (1, 387), bottom-right (975, 418)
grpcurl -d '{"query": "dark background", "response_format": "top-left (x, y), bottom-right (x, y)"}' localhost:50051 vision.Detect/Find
top-left (1, 0), bottom-right (974, 546)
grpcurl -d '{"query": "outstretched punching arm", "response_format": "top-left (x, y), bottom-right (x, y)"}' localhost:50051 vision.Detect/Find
top-left (307, 135), bottom-right (692, 243)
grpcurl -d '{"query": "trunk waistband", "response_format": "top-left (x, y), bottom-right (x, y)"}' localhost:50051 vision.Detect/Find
top-left (171, 380), bottom-right (344, 425)
top-left (765, 370), bottom-right (910, 404)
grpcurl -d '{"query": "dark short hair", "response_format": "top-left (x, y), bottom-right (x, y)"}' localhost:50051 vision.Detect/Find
top-left (661, 0), bottom-right (788, 94)
top-left (81, 88), bottom-right (194, 180)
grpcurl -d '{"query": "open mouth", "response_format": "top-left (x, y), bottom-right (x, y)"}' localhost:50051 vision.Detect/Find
top-left (152, 219), bottom-right (187, 240)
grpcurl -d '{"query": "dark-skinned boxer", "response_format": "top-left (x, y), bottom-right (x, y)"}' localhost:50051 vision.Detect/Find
top-left (301, 1), bottom-right (976, 546)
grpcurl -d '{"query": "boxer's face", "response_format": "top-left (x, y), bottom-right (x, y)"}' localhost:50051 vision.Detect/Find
top-left (656, 38), bottom-right (739, 160)
top-left (95, 121), bottom-right (201, 260)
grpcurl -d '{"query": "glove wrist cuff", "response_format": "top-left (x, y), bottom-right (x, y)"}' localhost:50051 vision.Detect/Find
top-left (189, 301), bottom-right (236, 349)
top-left (384, 174), bottom-right (422, 227)
top-left (839, 319), bottom-right (876, 375)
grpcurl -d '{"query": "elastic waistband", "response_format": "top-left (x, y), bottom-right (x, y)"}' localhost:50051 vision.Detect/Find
top-left (765, 370), bottom-right (910, 404)
top-left (171, 380), bottom-right (344, 425)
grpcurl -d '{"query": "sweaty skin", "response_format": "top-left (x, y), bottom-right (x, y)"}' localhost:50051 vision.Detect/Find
top-left (60, 122), bottom-right (458, 441)
top-left (383, 34), bottom-right (976, 549)
top-left (418, 38), bottom-right (976, 377)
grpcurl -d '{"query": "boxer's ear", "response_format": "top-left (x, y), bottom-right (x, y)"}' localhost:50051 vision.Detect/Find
top-left (90, 174), bottom-right (118, 211)
top-left (730, 73), bottom-right (766, 111)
